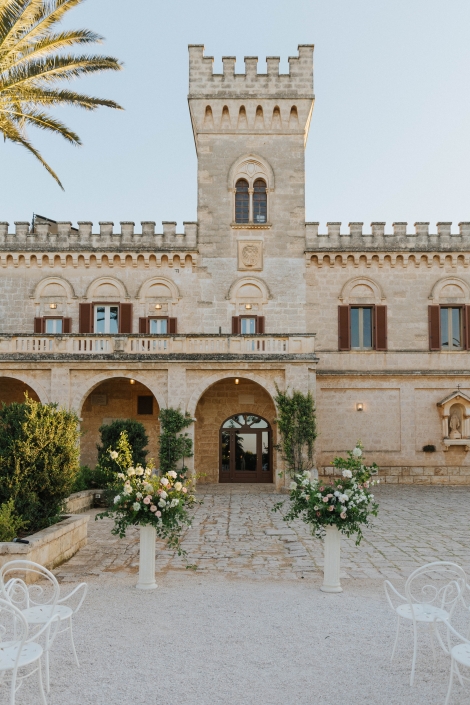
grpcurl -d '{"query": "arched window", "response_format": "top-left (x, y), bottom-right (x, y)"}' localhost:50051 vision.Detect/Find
top-left (252, 179), bottom-right (267, 224)
top-left (235, 179), bottom-right (249, 223)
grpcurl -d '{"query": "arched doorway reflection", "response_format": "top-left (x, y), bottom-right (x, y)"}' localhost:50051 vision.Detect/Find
top-left (219, 413), bottom-right (272, 483)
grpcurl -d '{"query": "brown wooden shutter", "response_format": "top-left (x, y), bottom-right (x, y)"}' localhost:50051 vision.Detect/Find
top-left (34, 317), bottom-right (44, 334)
top-left (338, 306), bottom-right (350, 350)
top-left (257, 316), bottom-right (265, 334)
top-left (374, 306), bottom-right (387, 350)
top-left (428, 305), bottom-right (440, 350)
top-left (465, 306), bottom-right (470, 350)
top-left (119, 303), bottom-right (133, 334)
top-left (79, 303), bottom-right (93, 333)
top-left (232, 316), bottom-right (240, 334)
top-left (168, 317), bottom-right (177, 334)
top-left (63, 317), bottom-right (72, 334)
top-left (139, 317), bottom-right (149, 334)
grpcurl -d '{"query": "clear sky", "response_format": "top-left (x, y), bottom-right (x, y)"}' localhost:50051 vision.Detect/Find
top-left (2, 0), bottom-right (470, 232)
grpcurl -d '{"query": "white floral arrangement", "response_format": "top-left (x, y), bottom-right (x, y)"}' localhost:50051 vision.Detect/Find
top-left (275, 443), bottom-right (379, 545)
top-left (97, 432), bottom-right (196, 553)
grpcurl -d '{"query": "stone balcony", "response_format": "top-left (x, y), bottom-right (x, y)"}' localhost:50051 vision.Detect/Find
top-left (0, 334), bottom-right (316, 361)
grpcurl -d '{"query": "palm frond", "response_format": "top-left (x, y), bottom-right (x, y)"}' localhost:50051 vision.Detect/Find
top-left (1, 106), bottom-right (81, 142)
top-left (0, 0), bottom-right (83, 54)
top-left (0, 29), bottom-right (104, 71)
top-left (0, 113), bottom-right (63, 188)
top-left (11, 86), bottom-right (123, 110)
top-left (1, 54), bottom-right (122, 90)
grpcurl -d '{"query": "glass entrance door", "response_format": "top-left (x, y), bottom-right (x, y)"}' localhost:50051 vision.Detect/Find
top-left (219, 414), bottom-right (272, 483)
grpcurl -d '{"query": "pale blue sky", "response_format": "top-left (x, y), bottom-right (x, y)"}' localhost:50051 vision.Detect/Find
top-left (2, 0), bottom-right (470, 231)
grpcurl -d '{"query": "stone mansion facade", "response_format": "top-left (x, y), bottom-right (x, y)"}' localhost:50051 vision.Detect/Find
top-left (1, 44), bottom-right (470, 486)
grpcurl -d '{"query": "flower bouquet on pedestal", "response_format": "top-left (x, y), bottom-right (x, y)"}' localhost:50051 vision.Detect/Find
top-left (97, 432), bottom-right (196, 589)
top-left (274, 443), bottom-right (379, 592)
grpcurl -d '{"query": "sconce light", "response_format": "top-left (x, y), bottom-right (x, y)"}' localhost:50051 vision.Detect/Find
top-left (49, 303), bottom-right (57, 310)
top-left (356, 403), bottom-right (364, 412)
top-left (155, 304), bottom-right (162, 310)
top-left (245, 304), bottom-right (252, 310)
top-left (234, 378), bottom-right (240, 385)
top-left (130, 379), bottom-right (136, 385)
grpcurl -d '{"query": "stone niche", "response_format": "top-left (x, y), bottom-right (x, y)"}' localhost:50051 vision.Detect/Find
top-left (437, 391), bottom-right (470, 451)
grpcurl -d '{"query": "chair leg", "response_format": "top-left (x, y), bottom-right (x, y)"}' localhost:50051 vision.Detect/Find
top-left (444, 657), bottom-right (454, 705)
top-left (37, 658), bottom-right (48, 705)
top-left (10, 668), bottom-right (17, 705)
top-left (69, 617), bottom-right (80, 667)
top-left (391, 617), bottom-right (400, 661)
top-left (410, 620), bottom-right (418, 686)
top-left (429, 622), bottom-right (436, 662)
top-left (454, 662), bottom-right (464, 688)
top-left (44, 647), bottom-right (50, 694)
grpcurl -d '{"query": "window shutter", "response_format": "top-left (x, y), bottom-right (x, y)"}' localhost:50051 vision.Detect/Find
top-left (374, 306), bottom-right (387, 350)
top-left (34, 317), bottom-right (44, 334)
top-left (338, 306), bottom-right (350, 350)
top-left (257, 316), bottom-right (265, 334)
top-left (428, 305), bottom-right (440, 351)
top-left (119, 303), bottom-right (133, 334)
top-left (168, 318), bottom-right (177, 334)
top-left (63, 318), bottom-right (72, 334)
top-left (232, 316), bottom-right (240, 334)
top-left (139, 317), bottom-right (149, 334)
top-left (79, 303), bottom-right (93, 333)
top-left (465, 306), bottom-right (470, 350)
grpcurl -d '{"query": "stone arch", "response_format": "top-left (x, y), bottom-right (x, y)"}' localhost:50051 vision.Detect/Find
top-left (32, 276), bottom-right (76, 302)
top-left (187, 371), bottom-right (278, 418)
top-left (84, 277), bottom-right (129, 301)
top-left (72, 371), bottom-right (166, 416)
top-left (136, 277), bottom-right (180, 301)
top-left (0, 374), bottom-right (49, 404)
top-left (339, 276), bottom-right (385, 304)
top-left (227, 276), bottom-right (271, 304)
top-left (227, 153), bottom-right (274, 192)
top-left (430, 277), bottom-right (470, 303)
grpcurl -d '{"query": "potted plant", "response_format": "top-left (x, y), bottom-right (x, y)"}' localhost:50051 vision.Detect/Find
top-left (97, 432), bottom-right (196, 589)
top-left (275, 443), bottom-right (379, 592)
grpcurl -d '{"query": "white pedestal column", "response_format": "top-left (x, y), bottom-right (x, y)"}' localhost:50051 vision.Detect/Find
top-left (136, 525), bottom-right (158, 590)
top-left (320, 525), bottom-right (343, 593)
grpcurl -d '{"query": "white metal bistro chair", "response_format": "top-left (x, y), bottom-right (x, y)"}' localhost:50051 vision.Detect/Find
top-left (0, 596), bottom-right (59, 705)
top-left (440, 618), bottom-right (470, 705)
top-left (0, 560), bottom-right (87, 693)
top-left (384, 561), bottom-right (467, 685)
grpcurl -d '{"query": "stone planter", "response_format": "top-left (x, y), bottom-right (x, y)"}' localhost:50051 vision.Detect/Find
top-left (0, 514), bottom-right (89, 580)
top-left (65, 489), bottom-right (104, 514)
top-left (320, 525), bottom-right (343, 593)
top-left (136, 525), bottom-right (158, 590)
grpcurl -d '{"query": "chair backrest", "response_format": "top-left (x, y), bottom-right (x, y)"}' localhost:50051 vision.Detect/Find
top-left (0, 560), bottom-right (60, 610)
top-left (0, 597), bottom-right (28, 668)
top-left (405, 562), bottom-right (466, 613)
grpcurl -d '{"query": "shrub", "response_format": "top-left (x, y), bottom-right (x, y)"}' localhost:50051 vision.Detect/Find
top-left (0, 395), bottom-right (80, 533)
top-left (72, 465), bottom-right (111, 492)
top-left (97, 419), bottom-right (149, 475)
top-left (0, 499), bottom-right (28, 542)
top-left (274, 385), bottom-right (317, 476)
top-left (159, 408), bottom-right (193, 480)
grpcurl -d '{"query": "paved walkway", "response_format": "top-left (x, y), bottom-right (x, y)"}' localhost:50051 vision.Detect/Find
top-left (55, 484), bottom-right (470, 583)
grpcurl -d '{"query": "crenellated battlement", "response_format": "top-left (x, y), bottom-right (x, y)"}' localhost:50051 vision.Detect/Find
top-left (188, 44), bottom-right (314, 98)
top-left (0, 221), bottom-right (198, 250)
top-left (305, 221), bottom-right (470, 251)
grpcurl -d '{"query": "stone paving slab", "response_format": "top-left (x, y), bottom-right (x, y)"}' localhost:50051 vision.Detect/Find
top-left (55, 484), bottom-right (470, 583)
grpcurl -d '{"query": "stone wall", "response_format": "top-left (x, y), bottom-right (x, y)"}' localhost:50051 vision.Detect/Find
top-left (0, 377), bottom-right (39, 404)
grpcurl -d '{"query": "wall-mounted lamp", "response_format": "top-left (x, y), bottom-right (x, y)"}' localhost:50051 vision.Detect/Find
top-left (234, 378), bottom-right (240, 385)
top-left (130, 379), bottom-right (136, 385)
top-left (245, 304), bottom-right (252, 310)
top-left (49, 303), bottom-right (57, 310)
top-left (356, 403), bottom-right (364, 411)
top-left (155, 304), bottom-right (162, 310)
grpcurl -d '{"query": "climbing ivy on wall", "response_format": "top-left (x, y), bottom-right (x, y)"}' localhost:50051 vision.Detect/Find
top-left (274, 385), bottom-right (317, 476)
top-left (158, 408), bottom-right (194, 480)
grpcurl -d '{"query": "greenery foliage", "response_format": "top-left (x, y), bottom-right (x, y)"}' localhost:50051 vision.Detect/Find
top-left (0, 0), bottom-right (123, 189)
top-left (274, 385), bottom-right (317, 476)
top-left (158, 408), bottom-right (193, 480)
top-left (0, 395), bottom-right (80, 533)
top-left (0, 498), bottom-right (28, 542)
top-left (71, 464), bottom-right (109, 492)
top-left (274, 443), bottom-right (379, 545)
top-left (96, 419), bottom-right (149, 488)
top-left (97, 432), bottom-right (196, 554)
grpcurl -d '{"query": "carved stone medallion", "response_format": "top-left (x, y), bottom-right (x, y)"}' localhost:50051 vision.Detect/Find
top-left (237, 240), bottom-right (263, 271)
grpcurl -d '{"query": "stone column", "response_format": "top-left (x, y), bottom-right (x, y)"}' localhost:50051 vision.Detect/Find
top-left (49, 367), bottom-right (71, 409)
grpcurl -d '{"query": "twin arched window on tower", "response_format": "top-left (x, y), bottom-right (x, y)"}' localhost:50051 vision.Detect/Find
top-left (235, 178), bottom-right (267, 224)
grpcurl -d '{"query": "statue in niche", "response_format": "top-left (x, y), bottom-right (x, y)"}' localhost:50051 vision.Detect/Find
top-left (449, 413), bottom-right (462, 439)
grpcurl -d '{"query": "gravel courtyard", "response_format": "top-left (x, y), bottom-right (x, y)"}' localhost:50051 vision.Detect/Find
top-left (19, 485), bottom-right (470, 704)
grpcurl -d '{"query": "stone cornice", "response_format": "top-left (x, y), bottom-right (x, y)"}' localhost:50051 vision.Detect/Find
top-left (0, 251), bottom-right (198, 269)
top-left (306, 251), bottom-right (470, 268)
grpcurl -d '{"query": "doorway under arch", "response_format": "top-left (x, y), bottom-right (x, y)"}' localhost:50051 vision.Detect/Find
top-left (220, 413), bottom-right (272, 483)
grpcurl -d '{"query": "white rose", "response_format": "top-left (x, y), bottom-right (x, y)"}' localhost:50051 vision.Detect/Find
top-left (304, 471), bottom-right (311, 479)
top-left (145, 468), bottom-right (152, 476)
top-left (314, 506), bottom-right (319, 510)
top-left (132, 502), bottom-right (140, 511)
top-left (159, 490), bottom-right (167, 499)
top-left (342, 470), bottom-right (352, 479)
top-left (160, 477), bottom-right (169, 487)
top-left (289, 482), bottom-right (297, 490)
top-left (170, 498), bottom-right (179, 507)
top-left (117, 473), bottom-right (125, 480)
top-left (123, 486), bottom-right (132, 496)
top-left (352, 447), bottom-right (362, 458)
top-left (136, 492), bottom-right (143, 499)
top-left (127, 467), bottom-right (135, 476)
top-left (109, 450), bottom-right (118, 460)
top-left (136, 466), bottom-right (144, 476)
top-left (174, 482), bottom-right (183, 491)
top-left (334, 491), bottom-right (340, 497)
top-left (168, 471), bottom-right (177, 479)
top-left (114, 495), bottom-right (121, 504)
top-left (158, 499), bottom-right (166, 508)
top-left (316, 493), bottom-right (322, 499)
